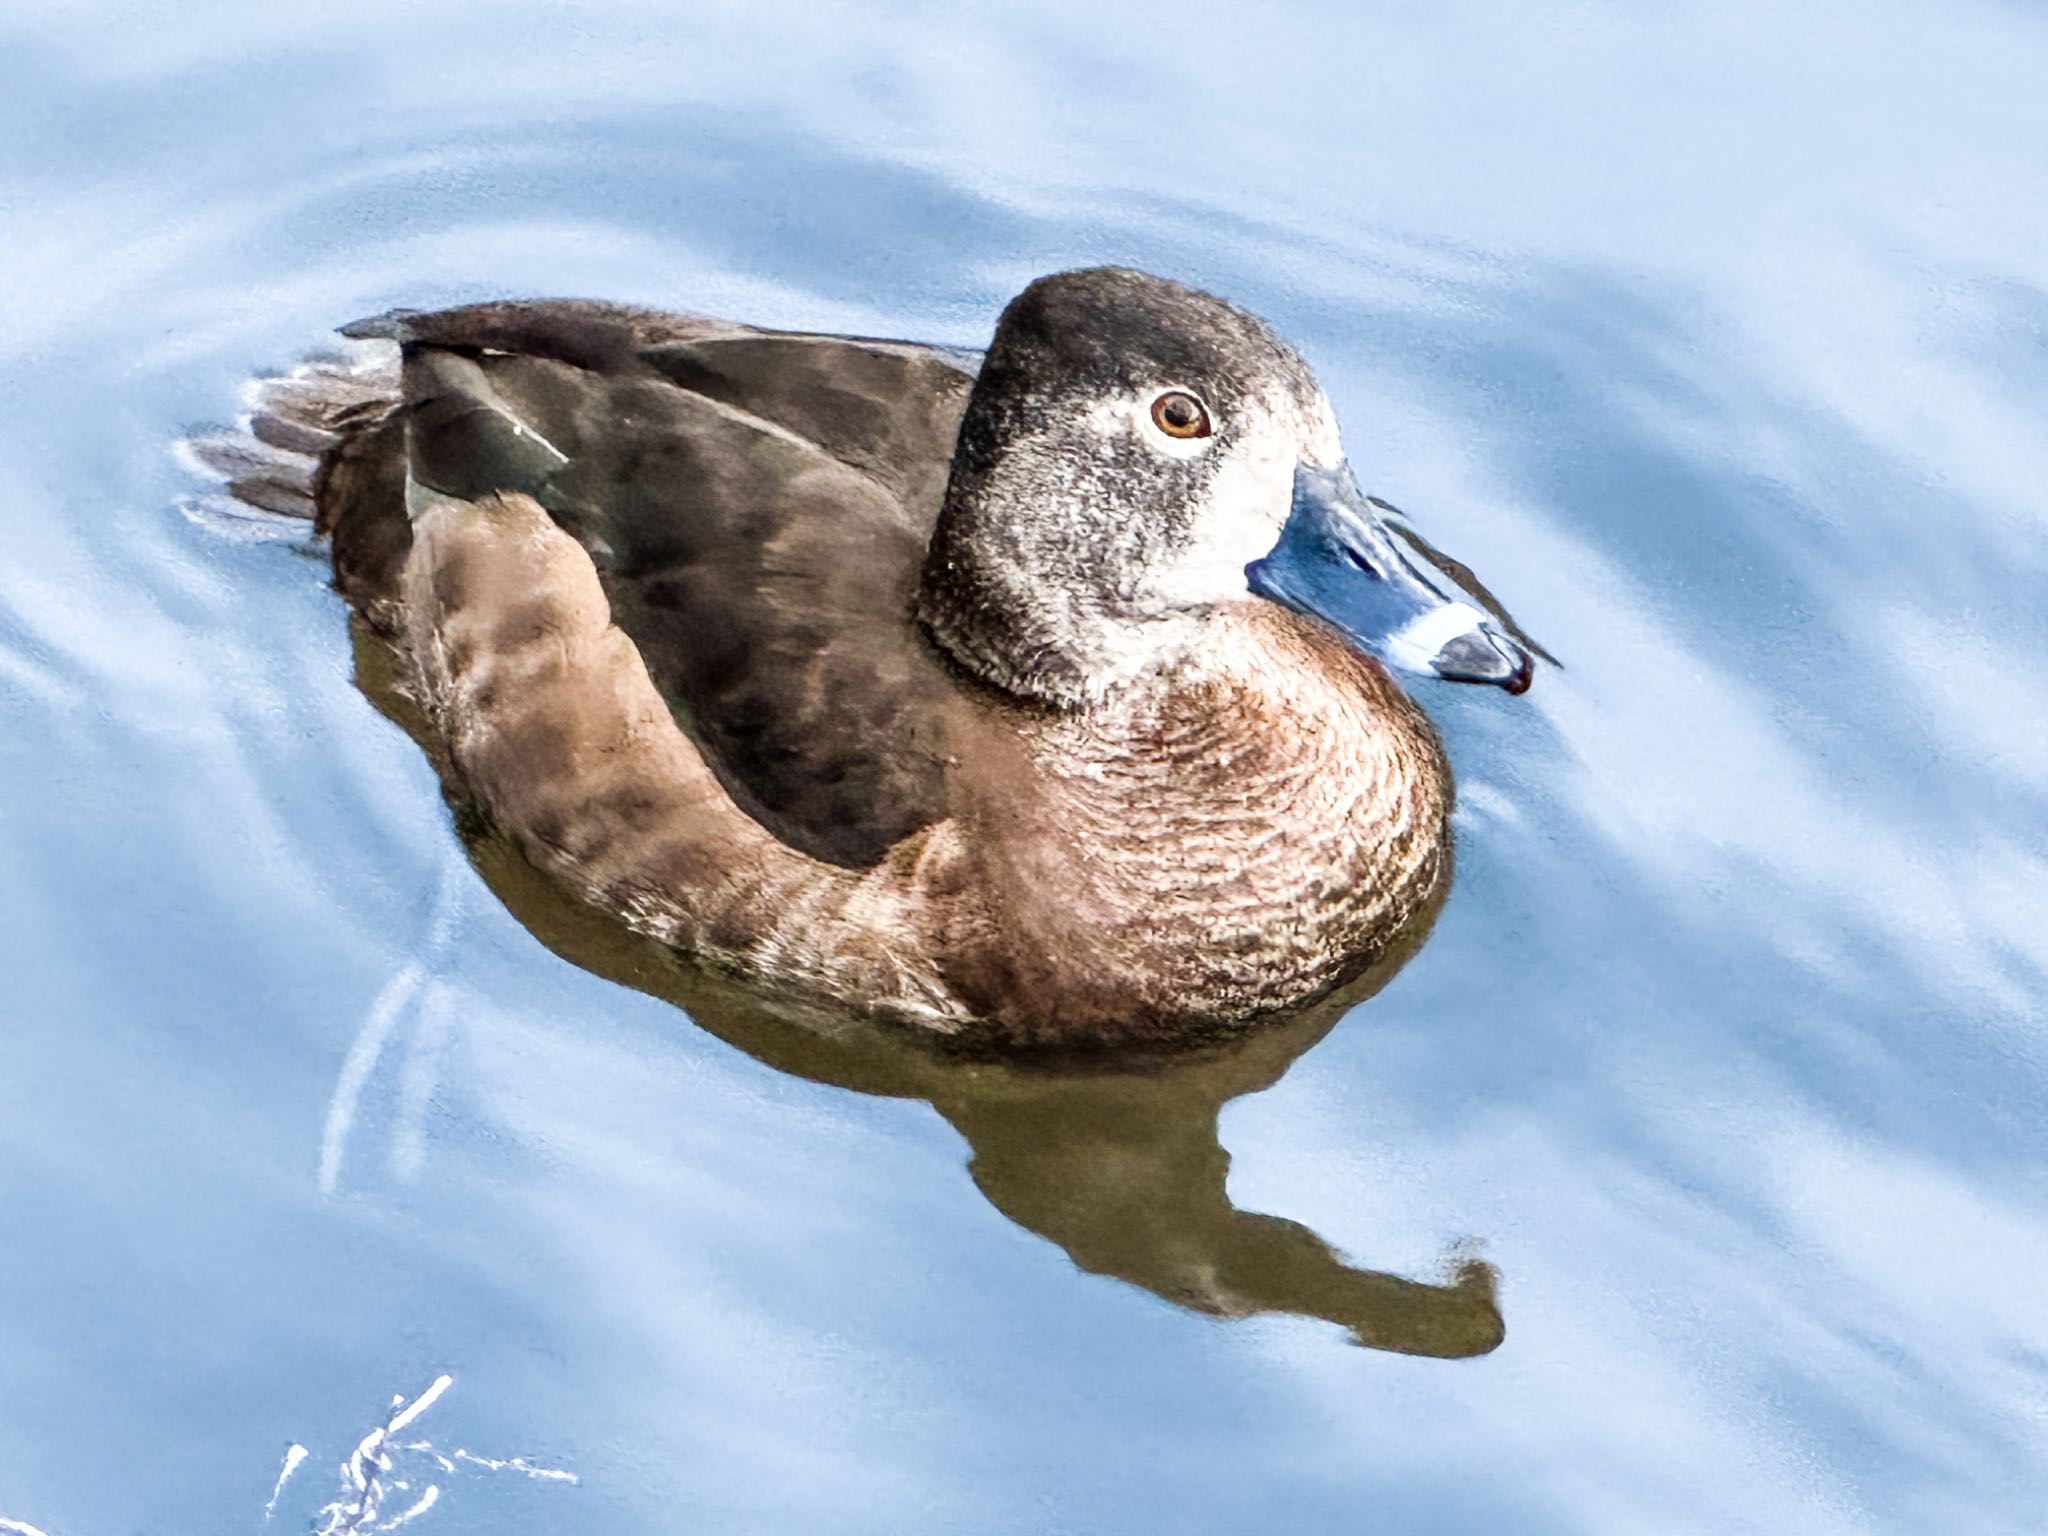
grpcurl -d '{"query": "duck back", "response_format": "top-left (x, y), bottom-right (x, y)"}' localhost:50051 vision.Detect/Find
top-left (303, 301), bottom-right (984, 870)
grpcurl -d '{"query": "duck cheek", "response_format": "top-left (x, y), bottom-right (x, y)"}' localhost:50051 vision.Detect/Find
top-left (1152, 442), bottom-right (1295, 606)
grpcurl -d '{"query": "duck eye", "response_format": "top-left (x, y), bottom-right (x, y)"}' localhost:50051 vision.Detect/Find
top-left (1149, 389), bottom-right (1212, 440)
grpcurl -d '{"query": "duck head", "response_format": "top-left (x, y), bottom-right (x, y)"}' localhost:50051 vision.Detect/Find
top-left (917, 267), bottom-right (1538, 705)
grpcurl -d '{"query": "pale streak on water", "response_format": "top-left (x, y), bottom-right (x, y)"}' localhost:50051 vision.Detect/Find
top-left (2, 3), bottom-right (2046, 1534)
top-left (317, 853), bottom-right (464, 1196)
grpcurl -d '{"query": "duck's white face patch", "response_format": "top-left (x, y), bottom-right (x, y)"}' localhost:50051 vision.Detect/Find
top-left (1152, 383), bottom-right (1348, 609)
top-left (1084, 388), bottom-right (1217, 462)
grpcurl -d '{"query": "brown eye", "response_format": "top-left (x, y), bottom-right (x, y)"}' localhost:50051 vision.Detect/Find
top-left (1149, 389), bottom-right (1212, 440)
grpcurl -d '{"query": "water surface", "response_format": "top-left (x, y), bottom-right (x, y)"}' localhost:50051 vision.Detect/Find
top-left (4, 4), bottom-right (2047, 1532)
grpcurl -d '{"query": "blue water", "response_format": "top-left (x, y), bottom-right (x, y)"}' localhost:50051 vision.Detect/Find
top-left (5, 4), bottom-right (2047, 1532)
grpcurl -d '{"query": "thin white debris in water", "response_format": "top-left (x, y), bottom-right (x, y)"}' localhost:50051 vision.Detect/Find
top-left (394, 1442), bottom-right (458, 1474)
top-left (265, 1443), bottom-right (311, 1518)
top-left (373, 1484), bottom-right (440, 1531)
top-left (449, 1449), bottom-right (578, 1483)
top-left (385, 1374), bottom-right (453, 1437)
top-left (274, 1372), bottom-right (572, 1534)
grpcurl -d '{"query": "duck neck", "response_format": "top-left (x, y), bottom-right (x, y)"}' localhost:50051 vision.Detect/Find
top-left (917, 409), bottom-right (1216, 707)
top-left (917, 587), bottom-right (1197, 711)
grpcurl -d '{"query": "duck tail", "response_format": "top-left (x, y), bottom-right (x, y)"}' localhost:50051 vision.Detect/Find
top-left (175, 337), bottom-right (401, 526)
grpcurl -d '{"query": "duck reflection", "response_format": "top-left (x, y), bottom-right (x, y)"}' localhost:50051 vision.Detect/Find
top-left (357, 624), bottom-right (1503, 1361)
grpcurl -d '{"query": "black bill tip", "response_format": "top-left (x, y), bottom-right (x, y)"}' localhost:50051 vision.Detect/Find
top-left (1431, 626), bottom-right (1535, 694)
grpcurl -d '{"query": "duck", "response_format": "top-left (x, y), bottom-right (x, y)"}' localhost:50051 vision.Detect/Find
top-left (200, 267), bottom-right (1538, 1052)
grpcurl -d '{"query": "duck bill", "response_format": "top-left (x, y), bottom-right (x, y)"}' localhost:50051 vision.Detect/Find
top-left (1245, 462), bottom-right (1536, 694)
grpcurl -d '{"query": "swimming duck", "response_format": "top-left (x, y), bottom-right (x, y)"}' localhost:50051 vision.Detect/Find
top-left (208, 267), bottom-right (1537, 1051)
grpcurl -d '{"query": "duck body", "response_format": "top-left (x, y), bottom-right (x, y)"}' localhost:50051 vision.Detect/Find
top-left (217, 271), bottom-right (1531, 1051)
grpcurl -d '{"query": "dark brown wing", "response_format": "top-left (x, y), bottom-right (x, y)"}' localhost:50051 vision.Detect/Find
top-left (329, 299), bottom-right (980, 869)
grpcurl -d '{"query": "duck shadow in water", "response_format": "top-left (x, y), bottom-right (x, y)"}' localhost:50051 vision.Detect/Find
top-left (353, 620), bottom-right (1503, 1361)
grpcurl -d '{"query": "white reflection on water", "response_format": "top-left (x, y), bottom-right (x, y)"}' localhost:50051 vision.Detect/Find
top-left (319, 854), bottom-right (464, 1195)
top-left (2, 2), bottom-right (2046, 1534)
